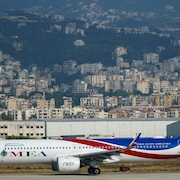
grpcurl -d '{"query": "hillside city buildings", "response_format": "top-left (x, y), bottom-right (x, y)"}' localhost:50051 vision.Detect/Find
top-left (0, 47), bottom-right (180, 121)
top-left (0, 4), bottom-right (180, 124)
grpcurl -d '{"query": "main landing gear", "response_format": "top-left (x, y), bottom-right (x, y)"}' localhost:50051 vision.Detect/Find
top-left (88, 167), bottom-right (101, 175)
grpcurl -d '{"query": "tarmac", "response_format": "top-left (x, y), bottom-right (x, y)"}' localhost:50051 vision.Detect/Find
top-left (0, 172), bottom-right (180, 180)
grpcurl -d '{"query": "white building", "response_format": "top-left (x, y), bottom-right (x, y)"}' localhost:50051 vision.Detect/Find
top-left (63, 60), bottom-right (77, 75)
top-left (0, 121), bottom-right (44, 138)
top-left (137, 80), bottom-right (150, 94)
top-left (90, 74), bottom-right (107, 87)
top-left (80, 94), bottom-right (104, 109)
top-left (115, 46), bottom-right (127, 56)
top-left (45, 118), bottom-right (178, 138)
top-left (36, 108), bottom-right (64, 120)
top-left (0, 118), bottom-right (179, 139)
top-left (143, 53), bottom-right (159, 64)
top-left (63, 97), bottom-right (72, 109)
top-left (152, 80), bottom-right (161, 94)
top-left (24, 108), bottom-right (36, 120)
top-left (72, 80), bottom-right (88, 93)
top-left (13, 110), bottom-right (23, 121)
top-left (105, 96), bottom-right (118, 108)
top-left (73, 39), bottom-right (85, 46)
top-left (104, 80), bottom-right (121, 92)
top-left (80, 63), bottom-right (103, 75)
top-left (0, 50), bottom-right (3, 62)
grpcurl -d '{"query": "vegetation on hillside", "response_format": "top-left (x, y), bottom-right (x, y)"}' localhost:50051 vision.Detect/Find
top-left (0, 11), bottom-right (179, 68)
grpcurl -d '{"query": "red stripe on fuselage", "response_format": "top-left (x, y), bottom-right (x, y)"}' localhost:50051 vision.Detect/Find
top-left (123, 150), bottom-right (180, 159)
top-left (63, 138), bottom-right (120, 150)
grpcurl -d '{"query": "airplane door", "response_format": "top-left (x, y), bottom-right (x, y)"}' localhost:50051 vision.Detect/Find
top-left (178, 140), bottom-right (180, 153)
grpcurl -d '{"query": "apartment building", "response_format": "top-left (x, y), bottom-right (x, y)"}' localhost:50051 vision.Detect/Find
top-left (53, 64), bottom-right (62, 72)
top-left (63, 60), bottom-right (77, 75)
top-left (80, 62), bottom-right (103, 75)
top-left (36, 109), bottom-right (50, 119)
top-left (153, 94), bottom-right (175, 108)
top-left (63, 96), bottom-right (72, 109)
top-left (105, 96), bottom-right (118, 108)
top-left (36, 108), bottom-right (64, 120)
top-left (160, 61), bottom-right (175, 72)
top-left (122, 80), bottom-right (135, 93)
top-left (143, 53), bottom-right (159, 64)
top-left (80, 94), bottom-right (104, 109)
top-left (13, 110), bottom-right (24, 121)
top-left (35, 78), bottom-right (49, 92)
top-left (145, 109), bottom-right (167, 118)
top-left (104, 80), bottom-right (121, 92)
top-left (72, 80), bottom-right (88, 93)
top-left (73, 39), bottom-right (85, 46)
top-left (24, 108), bottom-right (37, 120)
top-left (137, 80), bottom-right (151, 94)
top-left (6, 97), bottom-right (17, 110)
top-left (51, 108), bottom-right (64, 119)
top-left (36, 98), bottom-right (55, 109)
top-left (132, 96), bottom-right (149, 106)
top-left (160, 80), bottom-right (170, 91)
top-left (115, 46), bottom-right (127, 57)
top-left (152, 80), bottom-right (161, 94)
top-left (65, 23), bottom-right (76, 34)
top-left (90, 74), bottom-right (107, 87)
top-left (15, 86), bottom-right (25, 97)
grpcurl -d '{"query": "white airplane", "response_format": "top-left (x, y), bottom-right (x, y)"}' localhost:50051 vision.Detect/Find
top-left (0, 133), bottom-right (180, 175)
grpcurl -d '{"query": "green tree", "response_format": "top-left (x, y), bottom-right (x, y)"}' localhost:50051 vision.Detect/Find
top-left (114, 90), bottom-right (129, 97)
top-left (1, 113), bottom-right (12, 121)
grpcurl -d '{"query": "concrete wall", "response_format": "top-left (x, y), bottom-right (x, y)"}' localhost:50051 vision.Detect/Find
top-left (45, 118), bottom-right (178, 138)
top-left (0, 118), bottom-right (178, 139)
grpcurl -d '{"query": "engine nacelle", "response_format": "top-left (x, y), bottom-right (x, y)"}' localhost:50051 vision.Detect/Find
top-left (52, 156), bottom-right (80, 173)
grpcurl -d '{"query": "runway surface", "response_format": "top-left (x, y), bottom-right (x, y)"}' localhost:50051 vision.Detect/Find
top-left (0, 172), bottom-right (180, 180)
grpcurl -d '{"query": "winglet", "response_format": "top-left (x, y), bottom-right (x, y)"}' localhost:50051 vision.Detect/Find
top-left (124, 133), bottom-right (141, 151)
top-left (130, 132), bottom-right (141, 147)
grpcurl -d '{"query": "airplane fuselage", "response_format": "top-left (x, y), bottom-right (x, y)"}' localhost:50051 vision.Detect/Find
top-left (0, 136), bottom-right (180, 174)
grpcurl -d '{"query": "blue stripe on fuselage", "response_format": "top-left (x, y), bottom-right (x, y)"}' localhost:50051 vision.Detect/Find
top-left (93, 137), bottom-right (180, 151)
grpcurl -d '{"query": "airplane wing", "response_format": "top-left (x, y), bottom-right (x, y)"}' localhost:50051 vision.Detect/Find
top-left (78, 133), bottom-right (141, 160)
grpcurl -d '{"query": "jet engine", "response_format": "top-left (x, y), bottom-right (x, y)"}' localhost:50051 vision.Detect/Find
top-left (52, 156), bottom-right (80, 173)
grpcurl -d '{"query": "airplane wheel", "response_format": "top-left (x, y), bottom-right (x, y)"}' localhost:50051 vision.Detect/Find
top-left (88, 167), bottom-right (94, 175)
top-left (93, 168), bottom-right (101, 175)
top-left (88, 167), bottom-right (101, 175)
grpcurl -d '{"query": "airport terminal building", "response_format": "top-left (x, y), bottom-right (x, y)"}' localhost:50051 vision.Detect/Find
top-left (0, 118), bottom-right (180, 139)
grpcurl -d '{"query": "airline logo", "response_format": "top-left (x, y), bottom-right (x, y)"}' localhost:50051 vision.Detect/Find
top-left (0, 150), bottom-right (47, 157)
